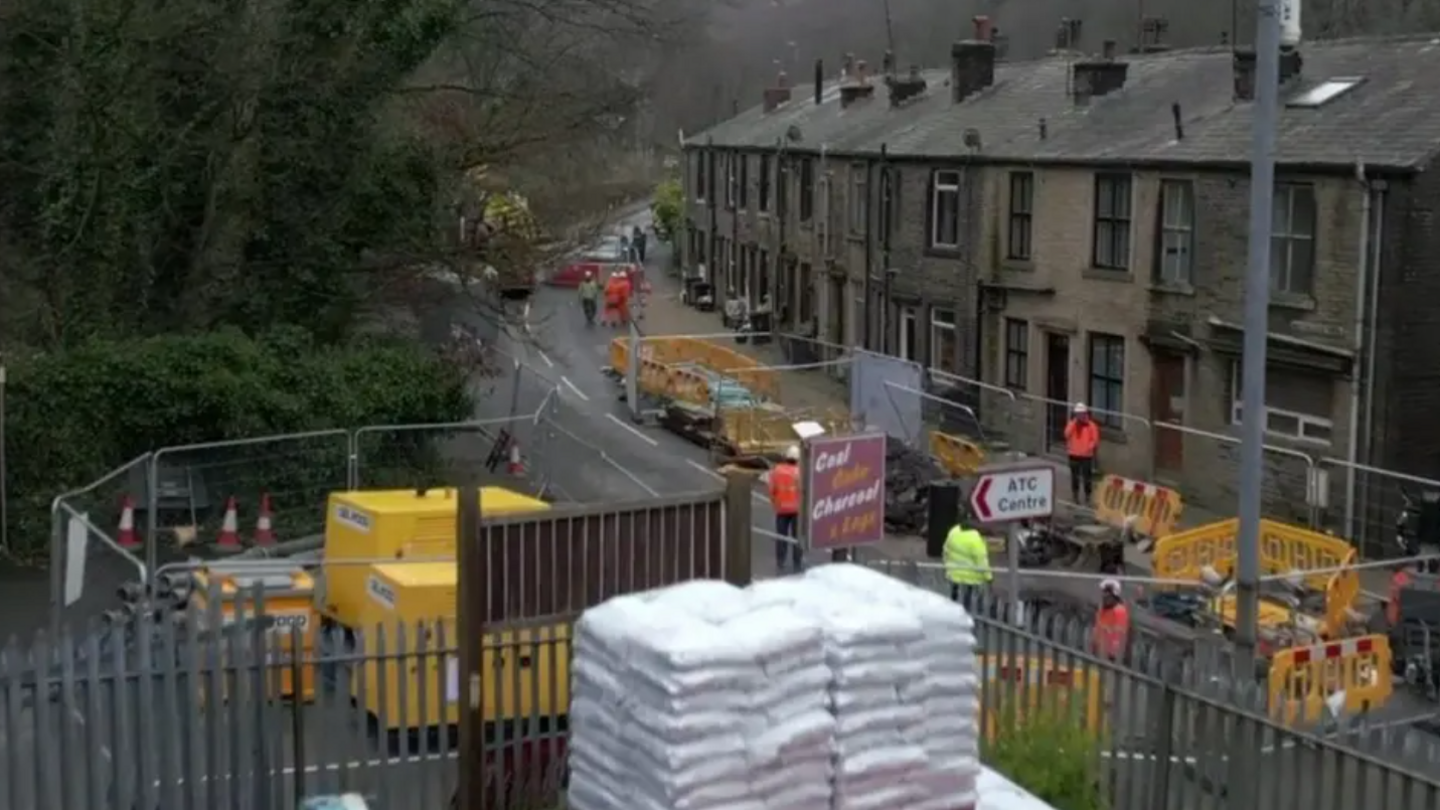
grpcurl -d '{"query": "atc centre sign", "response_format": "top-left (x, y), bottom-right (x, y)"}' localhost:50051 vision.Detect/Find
top-left (970, 465), bottom-right (1055, 522)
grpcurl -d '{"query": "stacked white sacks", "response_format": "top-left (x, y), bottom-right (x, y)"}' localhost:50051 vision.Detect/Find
top-left (567, 581), bottom-right (834, 810)
top-left (806, 564), bottom-right (982, 810)
top-left (747, 578), bottom-right (931, 810)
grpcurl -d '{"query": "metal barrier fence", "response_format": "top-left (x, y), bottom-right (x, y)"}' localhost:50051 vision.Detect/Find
top-left (6, 581), bottom-right (1439, 810)
top-left (905, 368), bottom-right (1440, 558)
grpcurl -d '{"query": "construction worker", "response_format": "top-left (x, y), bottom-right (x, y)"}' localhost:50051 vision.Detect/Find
top-left (768, 445), bottom-right (804, 573)
top-left (1064, 403), bottom-right (1101, 504)
top-left (943, 508), bottom-right (991, 609)
top-left (603, 269), bottom-right (632, 327)
top-left (1389, 562), bottom-right (1417, 627)
top-left (632, 224), bottom-right (648, 264)
top-left (578, 271), bottom-right (599, 325)
top-left (1093, 579), bottom-right (1131, 660)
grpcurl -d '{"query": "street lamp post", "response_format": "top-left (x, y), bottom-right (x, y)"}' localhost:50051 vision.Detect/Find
top-left (1235, 0), bottom-right (1284, 675)
top-left (1, 362), bottom-right (7, 554)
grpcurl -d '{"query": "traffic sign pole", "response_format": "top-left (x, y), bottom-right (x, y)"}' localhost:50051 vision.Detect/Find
top-left (969, 463), bottom-right (1057, 624)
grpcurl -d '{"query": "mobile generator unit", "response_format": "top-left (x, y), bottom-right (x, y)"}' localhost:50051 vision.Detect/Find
top-left (316, 487), bottom-right (568, 741)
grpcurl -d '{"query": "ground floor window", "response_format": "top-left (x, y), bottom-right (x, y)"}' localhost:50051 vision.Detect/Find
top-left (1229, 361), bottom-right (1334, 444)
top-left (931, 308), bottom-right (957, 371)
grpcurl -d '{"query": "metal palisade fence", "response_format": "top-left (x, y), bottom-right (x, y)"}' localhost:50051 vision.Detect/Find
top-left (5, 577), bottom-right (1440, 809)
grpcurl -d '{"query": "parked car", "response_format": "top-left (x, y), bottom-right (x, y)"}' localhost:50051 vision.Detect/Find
top-left (549, 236), bottom-right (629, 288)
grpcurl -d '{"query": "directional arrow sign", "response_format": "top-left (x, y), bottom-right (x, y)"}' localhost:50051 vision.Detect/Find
top-left (970, 466), bottom-right (1056, 522)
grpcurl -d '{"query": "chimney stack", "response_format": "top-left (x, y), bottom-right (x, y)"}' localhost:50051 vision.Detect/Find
top-left (1138, 16), bottom-right (1171, 53)
top-left (887, 64), bottom-right (928, 107)
top-left (1072, 48), bottom-right (1129, 102)
top-left (951, 16), bottom-right (997, 104)
top-left (814, 58), bottom-right (823, 105)
top-left (763, 70), bottom-right (792, 113)
top-left (1232, 47), bottom-right (1304, 102)
top-left (840, 59), bottom-right (877, 108)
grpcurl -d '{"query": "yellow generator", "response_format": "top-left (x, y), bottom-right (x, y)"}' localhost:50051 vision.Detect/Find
top-left (319, 487), bottom-right (564, 734)
top-left (319, 487), bottom-right (549, 628)
top-left (354, 562), bottom-right (571, 731)
top-left (190, 563), bottom-right (319, 702)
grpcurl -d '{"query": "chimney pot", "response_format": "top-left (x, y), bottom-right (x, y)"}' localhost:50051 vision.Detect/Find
top-left (1102, 40), bottom-right (1117, 60)
top-left (856, 59), bottom-right (869, 85)
top-left (883, 50), bottom-right (895, 75)
top-left (814, 58), bottom-right (824, 105)
top-left (777, 70), bottom-right (788, 88)
top-left (972, 15), bottom-right (993, 42)
top-left (1232, 49), bottom-right (1256, 101)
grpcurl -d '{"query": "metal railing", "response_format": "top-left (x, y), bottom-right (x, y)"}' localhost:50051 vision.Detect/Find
top-left (5, 585), bottom-right (1439, 810)
top-left (903, 368), bottom-right (1440, 556)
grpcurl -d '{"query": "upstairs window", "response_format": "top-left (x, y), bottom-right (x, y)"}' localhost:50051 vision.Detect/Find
top-left (1155, 180), bottom-right (1195, 284)
top-left (1092, 173), bottom-right (1132, 271)
top-left (930, 170), bottom-right (961, 249)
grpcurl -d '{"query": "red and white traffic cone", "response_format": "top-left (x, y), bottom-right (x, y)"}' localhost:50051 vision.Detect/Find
top-left (216, 497), bottom-right (241, 549)
top-left (117, 496), bottom-right (140, 549)
top-left (253, 493), bottom-right (275, 547)
top-left (507, 442), bottom-right (524, 475)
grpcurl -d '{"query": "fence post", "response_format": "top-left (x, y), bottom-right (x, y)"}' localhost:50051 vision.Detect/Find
top-left (723, 471), bottom-right (754, 587)
top-left (1147, 682), bottom-right (1178, 808)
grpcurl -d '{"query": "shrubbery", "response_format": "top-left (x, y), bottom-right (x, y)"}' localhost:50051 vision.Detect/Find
top-left (651, 176), bottom-right (683, 242)
top-left (3, 328), bottom-right (472, 559)
top-left (986, 703), bottom-right (1106, 810)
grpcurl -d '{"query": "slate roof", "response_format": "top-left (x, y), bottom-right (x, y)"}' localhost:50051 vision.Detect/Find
top-left (686, 34), bottom-right (1440, 171)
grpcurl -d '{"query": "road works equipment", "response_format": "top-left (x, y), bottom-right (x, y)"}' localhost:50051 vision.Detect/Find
top-left (606, 335), bottom-right (847, 463)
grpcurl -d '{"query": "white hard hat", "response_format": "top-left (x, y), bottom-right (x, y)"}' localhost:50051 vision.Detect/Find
top-left (783, 445), bottom-right (801, 461)
top-left (1100, 578), bottom-right (1121, 596)
top-left (1073, 402), bottom-right (1089, 413)
top-left (585, 270), bottom-right (593, 278)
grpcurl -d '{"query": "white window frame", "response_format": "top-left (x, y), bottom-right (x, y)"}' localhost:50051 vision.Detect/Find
top-left (724, 154), bottom-right (738, 210)
top-left (1229, 362), bottom-right (1333, 445)
top-left (930, 308), bottom-right (956, 371)
top-left (1272, 183), bottom-right (1316, 295)
top-left (1157, 180), bottom-right (1194, 284)
top-left (1092, 173), bottom-right (1133, 271)
top-left (898, 307), bottom-right (918, 360)
top-left (849, 164), bottom-right (868, 234)
top-left (930, 170), bottom-right (962, 249)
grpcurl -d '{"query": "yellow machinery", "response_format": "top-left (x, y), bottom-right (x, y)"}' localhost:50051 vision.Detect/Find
top-left (1153, 517), bottom-right (1361, 647)
top-left (354, 562), bottom-right (571, 730)
top-left (191, 563), bottom-right (319, 701)
top-left (318, 487), bottom-right (560, 732)
top-left (980, 656), bottom-right (1105, 740)
top-left (319, 487), bottom-right (548, 628)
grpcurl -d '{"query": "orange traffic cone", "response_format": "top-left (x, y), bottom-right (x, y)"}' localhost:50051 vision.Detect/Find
top-left (254, 493), bottom-right (275, 547)
top-left (507, 442), bottom-right (524, 475)
top-left (117, 496), bottom-right (140, 549)
top-left (217, 497), bottom-right (241, 548)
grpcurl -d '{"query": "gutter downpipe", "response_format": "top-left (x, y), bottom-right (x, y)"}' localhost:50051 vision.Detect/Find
top-left (1343, 159), bottom-right (1371, 542)
top-left (818, 143), bottom-right (830, 338)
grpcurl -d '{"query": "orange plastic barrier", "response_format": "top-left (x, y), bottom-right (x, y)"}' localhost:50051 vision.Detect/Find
top-left (1268, 635), bottom-right (1391, 724)
top-left (1091, 475), bottom-right (1183, 537)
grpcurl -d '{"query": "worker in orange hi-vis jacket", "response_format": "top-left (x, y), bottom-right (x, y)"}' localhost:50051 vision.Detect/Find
top-left (603, 270), bottom-right (632, 327)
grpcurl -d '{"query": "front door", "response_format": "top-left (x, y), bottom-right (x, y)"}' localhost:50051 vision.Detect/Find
top-left (1045, 333), bottom-right (1071, 447)
top-left (1152, 352), bottom-right (1187, 471)
top-left (899, 308), bottom-right (918, 360)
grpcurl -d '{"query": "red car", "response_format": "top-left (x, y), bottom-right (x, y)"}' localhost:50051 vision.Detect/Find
top-left (549, 237), bottom-right (630, 288)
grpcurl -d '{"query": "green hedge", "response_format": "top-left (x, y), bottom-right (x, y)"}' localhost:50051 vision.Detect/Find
top-left (3, 328), bottom-right (472, 560)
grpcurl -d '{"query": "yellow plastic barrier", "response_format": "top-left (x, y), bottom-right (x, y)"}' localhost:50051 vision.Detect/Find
top-left (929, 431), bottom-right (986, 477)
top-left (720, 407), bottom-right (850, 456)
top-left (981, 657), bottom-right (1104, 740)
top-left (1153, 518), bottom-right (1360, 637)
top-left (1268, 635), bottom-right (1391, 725)
top-left (1092, 475), bottom-right (1183, 537)
top-left (611, 338), bottom-right (713, 404)
top-left (607, 336), bottom-right (782, 402)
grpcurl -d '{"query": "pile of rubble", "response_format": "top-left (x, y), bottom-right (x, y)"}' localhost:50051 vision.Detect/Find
top-left (884, 442), bottom-right (949, 534)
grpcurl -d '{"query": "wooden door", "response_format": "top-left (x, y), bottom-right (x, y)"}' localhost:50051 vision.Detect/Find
top-left (1152, 352), bottom-right (1186, 471)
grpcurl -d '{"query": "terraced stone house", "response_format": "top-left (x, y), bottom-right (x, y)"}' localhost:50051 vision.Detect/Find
top-left (681, 19), bottom-right (1440, 550)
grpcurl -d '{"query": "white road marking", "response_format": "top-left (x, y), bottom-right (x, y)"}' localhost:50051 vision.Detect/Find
top-left (537, 349), bottom-right (554, 368)
top-left (605, 413), bottom-right (658, 445)
top-left (561, 376), bottom-right (589, 401)
top-left (687, 459), bottom-right (723, 480)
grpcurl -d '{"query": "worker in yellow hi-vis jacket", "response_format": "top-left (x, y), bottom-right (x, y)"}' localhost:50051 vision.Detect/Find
top-left (944, 507), bottom-right (991, 611)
